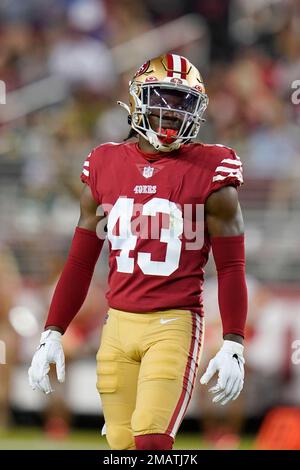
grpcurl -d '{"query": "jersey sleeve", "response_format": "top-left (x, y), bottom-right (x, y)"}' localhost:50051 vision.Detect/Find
top-left (207, 147), bottom-right (243, 199)
top-left (80, 149), bottom-right (100, 204)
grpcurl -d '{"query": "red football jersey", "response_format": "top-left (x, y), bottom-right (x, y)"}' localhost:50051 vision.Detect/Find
top-left (81, 141), bottom-right (243, 315)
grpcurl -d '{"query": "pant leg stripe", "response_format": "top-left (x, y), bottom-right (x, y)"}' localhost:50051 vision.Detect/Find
top-left (166, 313), bottom-right (202, 437)
top-left (178, 316), bottom-right (204, 432)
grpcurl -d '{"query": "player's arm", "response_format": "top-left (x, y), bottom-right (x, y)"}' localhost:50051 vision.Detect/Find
top-left (205, 185), bottom-right (246, 343)
top-left (46, 183), bottom-right (105, 333)
top-left (28, 185), bottom-right (105, 394)
top-left (78, 183), bottom-right (104, 231)
top-left (200, 186), bottom-right (247, 405)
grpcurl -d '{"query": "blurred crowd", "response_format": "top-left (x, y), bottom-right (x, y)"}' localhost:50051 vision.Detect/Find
top-left (1, 0), bottom-right (300, 443)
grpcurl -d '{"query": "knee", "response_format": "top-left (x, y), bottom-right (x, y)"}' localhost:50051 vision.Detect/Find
top-left (106, 425), bottom-right (135, 450)
top-left (135, 433), bottom-right (174, 450)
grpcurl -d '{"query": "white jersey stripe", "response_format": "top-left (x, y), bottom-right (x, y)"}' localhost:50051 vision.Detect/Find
top-left (172, 54), bottom-right (182, 79)
top-left (215, 166), bottom-right (242, 173)
top-left (83, 161), bottom-right (90, 167)
top-left (82, 168), bottom-right (89, 177)
top-left (221, 158), bottom-right (241, 165)
top-left (170, 314), bottom-right (202, 438)
top-left (212, 173), bottom-right (243, 183)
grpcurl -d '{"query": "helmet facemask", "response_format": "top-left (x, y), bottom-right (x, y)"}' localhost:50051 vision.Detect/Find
top-left (129, 82), bottom-right (208, 152)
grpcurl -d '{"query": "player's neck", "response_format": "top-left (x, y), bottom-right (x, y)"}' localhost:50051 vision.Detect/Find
top-left (137, 136), bottom-right (172, 161)
top-left (138, 136), bottom-right (160, 154)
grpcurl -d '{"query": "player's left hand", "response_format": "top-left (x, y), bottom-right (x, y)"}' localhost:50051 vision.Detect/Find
top-left (200, 340), bottom-right (245, 405)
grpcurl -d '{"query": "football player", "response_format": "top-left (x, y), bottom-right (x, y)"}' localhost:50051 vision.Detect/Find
top-left (28, 54), bottom-right (247, 450)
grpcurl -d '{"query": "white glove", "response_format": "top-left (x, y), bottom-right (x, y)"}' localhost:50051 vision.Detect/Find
top-left (200, 340), bottom-right (245, 405)
top-left (28, 330), bottom-right (65, 394)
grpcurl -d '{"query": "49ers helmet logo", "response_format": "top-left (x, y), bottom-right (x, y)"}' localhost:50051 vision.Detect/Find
top-left (194, 84), bottom-right (204, 93)
top-left (170, 77), bottom-right (183, 85)
top-left (134, 60), bottom-right (150, 78)
top-left (145, 76), bottom-right (158, 82)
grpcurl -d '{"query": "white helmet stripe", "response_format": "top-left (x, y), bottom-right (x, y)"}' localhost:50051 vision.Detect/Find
top-left (172, 54), bottom-right (183, 79)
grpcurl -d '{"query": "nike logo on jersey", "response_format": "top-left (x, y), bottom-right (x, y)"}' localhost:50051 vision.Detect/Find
top-left (160, 318), bottom-right (178, 325)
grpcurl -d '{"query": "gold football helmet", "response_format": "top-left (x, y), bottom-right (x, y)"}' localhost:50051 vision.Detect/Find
top-left (118, 53), bottom-right (208, 152)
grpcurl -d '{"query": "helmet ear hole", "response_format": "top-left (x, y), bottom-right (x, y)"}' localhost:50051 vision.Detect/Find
top-left (128, 115), bottom-right (132, 125)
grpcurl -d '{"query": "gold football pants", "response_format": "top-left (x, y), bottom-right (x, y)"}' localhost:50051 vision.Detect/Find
top-left (96, 308), bottom-right (204, 450)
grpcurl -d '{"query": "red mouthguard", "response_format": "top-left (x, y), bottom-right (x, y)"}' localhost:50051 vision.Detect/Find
top-left (158, 128), bottom-right (178, 144)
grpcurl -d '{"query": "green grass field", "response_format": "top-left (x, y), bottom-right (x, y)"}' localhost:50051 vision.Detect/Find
top-left (0, 428), bottom-right (254, 450)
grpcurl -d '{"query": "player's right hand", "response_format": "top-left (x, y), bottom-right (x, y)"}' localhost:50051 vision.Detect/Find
top-left (28, 330), bottom-right (65, 394)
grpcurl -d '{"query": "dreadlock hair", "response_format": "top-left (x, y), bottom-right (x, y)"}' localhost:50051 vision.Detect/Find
top-left (124, 127), bottom-right (138, 141)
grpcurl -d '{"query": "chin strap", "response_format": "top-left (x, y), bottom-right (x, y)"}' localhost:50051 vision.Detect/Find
top-left (146, 129), bottom-right (182, 152)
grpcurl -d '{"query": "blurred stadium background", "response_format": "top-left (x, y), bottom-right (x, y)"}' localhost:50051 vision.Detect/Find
top-left (1, 0), bottom-right (300, 450)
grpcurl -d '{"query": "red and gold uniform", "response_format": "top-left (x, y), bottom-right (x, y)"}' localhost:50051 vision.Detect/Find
top-left (80, 140), bottom-right (242, 449)
top-left (40, 53), bottom-right (246, 451)
top-left (81, 141), bottom-right (242, 315)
